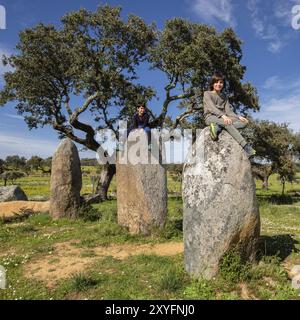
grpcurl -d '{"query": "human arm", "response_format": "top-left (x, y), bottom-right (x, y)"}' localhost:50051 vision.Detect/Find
top-left (224, 99), bottom-right (238, 118)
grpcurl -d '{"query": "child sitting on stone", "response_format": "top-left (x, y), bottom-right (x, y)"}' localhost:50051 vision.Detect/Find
top-left (118, 105), bottom-right (151, 151)
top-left (203, 74), bottom-right (256, 158)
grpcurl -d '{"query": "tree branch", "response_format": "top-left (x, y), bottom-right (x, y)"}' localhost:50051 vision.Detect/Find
top-left (152, 87), bottom-right (193, 128)
top-left (74, 91), bottom-right (102, 117)
top-left (69, 118), bottom-right (100, 151)
top-left (52, 121), bottom-right (87, 145)
top-left (64, 95), bottom-right (73, 116)
top-left (172, 107), bottom-right (200, 129)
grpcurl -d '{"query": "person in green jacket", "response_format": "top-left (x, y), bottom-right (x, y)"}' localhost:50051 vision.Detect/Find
top-left (203, 74), bottom-right (256, 158)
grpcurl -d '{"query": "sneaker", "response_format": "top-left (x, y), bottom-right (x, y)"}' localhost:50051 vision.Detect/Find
top-left (243, 144), bottom-right (256, 158)
top-left (210, 123), bottom-right (220, 141)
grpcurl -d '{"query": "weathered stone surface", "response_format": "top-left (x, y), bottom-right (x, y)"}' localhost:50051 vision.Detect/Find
top-left (182, 127), bottom-right (260, 279)
top-left (0, 185), bottom-right (28, 202)
top-left (116, 130), bottom-right (167, 235)
top-left (50, 139), bottom-right (82, 219)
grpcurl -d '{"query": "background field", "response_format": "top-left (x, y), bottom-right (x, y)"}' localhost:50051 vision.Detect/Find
top-left (0, 169), bottom-right (300, 300)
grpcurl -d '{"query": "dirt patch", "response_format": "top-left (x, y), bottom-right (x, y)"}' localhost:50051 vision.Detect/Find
top-left (0, 201), bottom-right (49, 221)
top-left (23, 240), bottom-right (183, 287)
top-left (239, 283), bottom-right (257, 300)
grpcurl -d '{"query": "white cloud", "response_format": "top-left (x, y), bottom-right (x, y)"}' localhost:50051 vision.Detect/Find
top-left (190, 0), bottom-right (236, 27)
top-left (273, 1), bottom-right (294, 26)
top-left (246, 0), bottom-right (300, 53)
top-left (2, 113), bottom-right (24, 120)
top-left (0, 131), bottom-right (96, 159)
top-left (258, 75), bottom-right (300, 131)
top-left (264, 94), bottom-right (300, 112)
top-left (0, 132), bottom-right (58, 159)
top-left (262, 75), bottom-right (281, 89)
top-left (262, 75), bottom-right (300, 91)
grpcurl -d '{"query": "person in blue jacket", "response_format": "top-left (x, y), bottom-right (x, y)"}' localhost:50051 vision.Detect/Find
top-left (117, 105), bottom-right (151, 151)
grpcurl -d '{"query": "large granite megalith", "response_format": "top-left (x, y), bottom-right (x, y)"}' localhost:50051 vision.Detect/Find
top-left (50, 138), bottom-right (82, 219)
top-left (182, 127), bottom-right (260, 279)
top-left (116, 129), bottom-right (167, 235)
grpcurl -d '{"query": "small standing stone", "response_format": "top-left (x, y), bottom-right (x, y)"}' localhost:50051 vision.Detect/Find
top-left (50, 138), bottom-right (82, 219)
top-left (116, 130), bottom-right (167, 235)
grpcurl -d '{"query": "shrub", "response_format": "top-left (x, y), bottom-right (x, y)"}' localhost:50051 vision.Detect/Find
top-left (77, 204), bottom-right (102, 222)
top-left (219, 248), bottom-right (252, 283)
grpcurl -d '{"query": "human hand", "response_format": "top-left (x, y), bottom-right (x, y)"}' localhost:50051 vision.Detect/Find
top-left (238, 116), bottom-right (249, 123)
top-left (222, 115), bottom-right (232, 125)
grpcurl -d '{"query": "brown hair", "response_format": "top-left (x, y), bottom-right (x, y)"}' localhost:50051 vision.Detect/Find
top-left (209, 74), bottom-right (225, 91)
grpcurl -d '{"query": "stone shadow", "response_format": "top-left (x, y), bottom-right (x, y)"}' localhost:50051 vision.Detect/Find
top-left (257, 234), bottom-right (299, 261)
top-left (257, 194), bottom-right (300, 205)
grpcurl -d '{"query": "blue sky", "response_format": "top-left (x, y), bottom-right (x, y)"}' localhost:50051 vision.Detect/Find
top-left (1, 0), bottom-right (300, 159)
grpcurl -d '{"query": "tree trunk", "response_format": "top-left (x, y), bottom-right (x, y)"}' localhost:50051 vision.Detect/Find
top-left (282, 181), bottom-right (285, 196)
top-left (95, 163), bottom-right (116, 201)
top-left (262, 176), bottom-right (269, 190)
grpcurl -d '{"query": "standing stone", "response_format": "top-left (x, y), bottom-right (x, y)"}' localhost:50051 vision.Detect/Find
top-left (182, 127), bottom-right (260, 279)
top-left (0, 185), bottom-right (28, 202)
top-left (116, 130), bottom-right (167, 235)
top-left (50, 138), bottom-right (82, 219)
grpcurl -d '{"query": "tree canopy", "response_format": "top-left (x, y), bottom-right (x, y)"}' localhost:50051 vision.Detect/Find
top-left (0, 4), bottom-right (260, 198)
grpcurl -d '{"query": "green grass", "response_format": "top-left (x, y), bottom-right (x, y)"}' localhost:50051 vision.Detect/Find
top-left (1, 170), bottom-right (300, 300)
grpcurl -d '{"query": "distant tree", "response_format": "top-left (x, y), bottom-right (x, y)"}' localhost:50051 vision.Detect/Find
top-left (247, 119), bottom-right (297, 194)
top-left (251, 163), bottom-right (273, 190)
top-left (167, 164), bottom-right (183, 193)
top-left (26, 156), bottom-right (51, 174)
top-left (277, 156), bottom-right (296, 195)
top-left (5, 155), bottom-right (27, 170)
top-left (0, 171), bottom-right (26, 186)
top-left (80, 158), bottom-right (98, 167)
top-left (0, 158), bottom-right (6, 174)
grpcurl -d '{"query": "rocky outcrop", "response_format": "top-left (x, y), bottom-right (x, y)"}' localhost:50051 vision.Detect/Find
top-left (182, 127), bottom-right (260, 279)
top-left (50, 139), bottom-right (82, 219)
top-left (0, 185), bottom-right (28, 202)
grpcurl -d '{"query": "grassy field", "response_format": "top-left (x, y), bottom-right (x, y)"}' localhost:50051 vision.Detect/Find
top-left (0, 169), bottom-right (300, 300)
